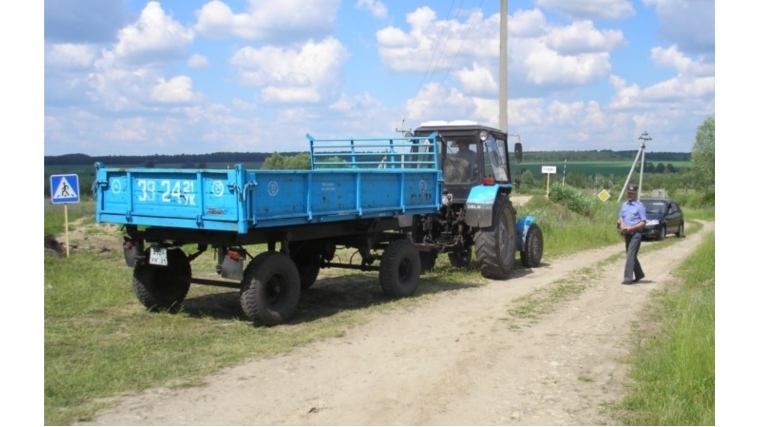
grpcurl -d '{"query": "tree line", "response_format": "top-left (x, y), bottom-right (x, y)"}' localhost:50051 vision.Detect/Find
top-left (44, 149), bottom-right (690, 167)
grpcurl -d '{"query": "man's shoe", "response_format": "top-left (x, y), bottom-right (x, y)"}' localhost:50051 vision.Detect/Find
top-left (621, 280), bottom-right (633, 285)
top-left (633, 274), bottom-right (645, 283)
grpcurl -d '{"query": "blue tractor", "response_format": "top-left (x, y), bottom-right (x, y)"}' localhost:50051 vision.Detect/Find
top-left (410, 120), bottom-right (543, 279)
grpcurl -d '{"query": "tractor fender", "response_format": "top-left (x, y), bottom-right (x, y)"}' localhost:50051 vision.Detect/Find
top-left (516, 215), bottom-right (537, 250)
top-left (464, 185), bottom-right (501, 228)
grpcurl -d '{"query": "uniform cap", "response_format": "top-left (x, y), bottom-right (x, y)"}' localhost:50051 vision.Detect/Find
top-left (627, 184), bottom-right (638, 192)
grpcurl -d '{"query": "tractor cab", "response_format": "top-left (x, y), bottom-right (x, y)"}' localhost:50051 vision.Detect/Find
top-left (413, 120), bottom-right (523, 203)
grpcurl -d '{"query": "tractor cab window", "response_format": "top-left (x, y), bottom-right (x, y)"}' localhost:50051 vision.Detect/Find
top-left (444, 139), bottom-right (478, 184)
top-left (483, 135), bottom-right (508, 182)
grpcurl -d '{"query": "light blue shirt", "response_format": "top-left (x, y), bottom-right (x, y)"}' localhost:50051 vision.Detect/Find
top-left (619, 200), bottom-right (647, 228)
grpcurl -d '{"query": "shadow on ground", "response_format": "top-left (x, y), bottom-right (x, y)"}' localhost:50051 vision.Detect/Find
top-left (177, 261), bottom-right (545, 326)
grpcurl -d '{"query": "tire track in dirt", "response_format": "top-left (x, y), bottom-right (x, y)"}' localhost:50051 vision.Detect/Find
top-left (78, 221), bottom-right (713, 426)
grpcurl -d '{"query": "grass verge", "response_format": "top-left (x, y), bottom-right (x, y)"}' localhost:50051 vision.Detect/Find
top-left (612, 231), bottom-right (715, 425)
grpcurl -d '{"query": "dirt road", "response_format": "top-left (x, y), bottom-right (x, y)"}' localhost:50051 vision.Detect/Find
top-left (78, 220), bottom-right (713, 426)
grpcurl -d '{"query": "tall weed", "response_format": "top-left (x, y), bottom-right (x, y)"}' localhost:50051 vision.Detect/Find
top-left (518, 194), bottom-right (621, 258)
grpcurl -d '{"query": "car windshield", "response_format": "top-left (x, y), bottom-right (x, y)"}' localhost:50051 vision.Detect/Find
top-left (642, 200), bottom-right (667, 214)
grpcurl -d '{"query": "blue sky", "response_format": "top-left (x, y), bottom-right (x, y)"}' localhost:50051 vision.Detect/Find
top-left (43, 0), bottom-right (715, 156)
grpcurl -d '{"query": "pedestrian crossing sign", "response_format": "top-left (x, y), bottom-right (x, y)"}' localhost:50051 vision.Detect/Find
top-left (50, 174), bottom-right (80, 204)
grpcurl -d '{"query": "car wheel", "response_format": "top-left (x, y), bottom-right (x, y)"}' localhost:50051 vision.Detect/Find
top-left (676, 222), bottom-right (685, 238)
top-left (658, 225), bottom-right (666, 241)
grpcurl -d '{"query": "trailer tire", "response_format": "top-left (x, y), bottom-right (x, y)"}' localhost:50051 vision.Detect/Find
top-left (379, 240), bottom-right (421, 298)
top-left (474, 195), bottom-right (516, 279)
top-left (240, 252), bottom-right (301, 326)
top-left (132, 248), bottom-right (191, 312)
top-left (520, 223), bottom-right (544, 268)
top-left (447, 246), bottom-right (472, 268)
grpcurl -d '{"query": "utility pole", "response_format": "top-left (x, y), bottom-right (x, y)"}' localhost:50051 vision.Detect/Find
top-left (617, 132), bottom-right (651, 202)
top-left (499, 0), bottom-right (508, 133)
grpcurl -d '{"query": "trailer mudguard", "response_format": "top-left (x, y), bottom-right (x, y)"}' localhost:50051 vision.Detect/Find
top-left (516, 215), bottom-right (537, 250)
top-left (464, 185), bottom-right (501, 228)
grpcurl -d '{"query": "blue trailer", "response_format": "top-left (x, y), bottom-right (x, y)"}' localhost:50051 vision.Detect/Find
top-left (95, 122), bottom-right (543, 326)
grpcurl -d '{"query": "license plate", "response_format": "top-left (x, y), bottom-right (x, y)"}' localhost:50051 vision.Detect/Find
top-left (149, 247), bottom-right (168, 266)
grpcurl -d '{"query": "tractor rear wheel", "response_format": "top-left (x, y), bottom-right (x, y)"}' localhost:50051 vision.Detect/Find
top-left (474, 195), bottom-right (516, 279)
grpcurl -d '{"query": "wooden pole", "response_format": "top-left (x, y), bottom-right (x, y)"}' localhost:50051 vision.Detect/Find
top-left (64, 204), bottom-right (70, 258)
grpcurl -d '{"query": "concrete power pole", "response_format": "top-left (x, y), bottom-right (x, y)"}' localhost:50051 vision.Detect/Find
top-left (499, 0), bottom-right (508, 133)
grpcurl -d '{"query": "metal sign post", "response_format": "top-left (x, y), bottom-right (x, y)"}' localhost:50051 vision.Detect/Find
top-left (542, 166), bottom-right (556, 199)
top-left (50, 174), bottom-right (81, 257)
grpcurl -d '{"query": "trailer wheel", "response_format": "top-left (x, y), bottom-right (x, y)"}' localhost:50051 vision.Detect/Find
top-left (447, 245), bottom-right (472, 268)
top-left (379, 240), bottom-right (421, 298)
top-left (132, 248), bottom-right (191, 312)
top-left (474, 195), bottom-right (516, 279)
top-left (240, 252), bottom-right (301, 326)
top-left (520, 223), bottom-right (544, 268)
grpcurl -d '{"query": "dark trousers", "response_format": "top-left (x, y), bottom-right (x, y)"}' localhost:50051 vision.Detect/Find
top-left (624, 231), bottom-right (644, 281)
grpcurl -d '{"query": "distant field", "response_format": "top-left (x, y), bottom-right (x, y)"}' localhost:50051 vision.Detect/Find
top-left (516, 160), bottom-right (692, 178)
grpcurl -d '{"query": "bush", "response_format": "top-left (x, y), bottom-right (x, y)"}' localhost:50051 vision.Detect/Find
top-left (548, 184), bottom-right (594, 217)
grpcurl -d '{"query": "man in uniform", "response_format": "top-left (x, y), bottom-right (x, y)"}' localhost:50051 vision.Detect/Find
top-left (617, 183), bottom-right (647, 284)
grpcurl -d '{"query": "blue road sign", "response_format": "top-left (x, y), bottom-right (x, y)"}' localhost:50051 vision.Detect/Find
top-left (50, 174), bottom-right (80, 204)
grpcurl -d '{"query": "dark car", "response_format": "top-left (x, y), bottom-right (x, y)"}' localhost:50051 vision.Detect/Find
top-left (640, 198), bottom-right (685, 240)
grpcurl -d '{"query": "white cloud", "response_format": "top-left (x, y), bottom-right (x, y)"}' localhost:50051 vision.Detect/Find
top-left (535, 0), bottom-right (635, 20)
top-left (188, 54), bottom-right (209, 68)
top-left (650, 45), bottom-right (714, 77)
top-left (509, 9), bottom-right (547, 38)
top-left (403, 83), bottom-right (475, 122)
top-left (506, 98), bottom-right (546, 128)
top-left (45, 43), bottom-right (98, 70)
top-left (329, 92), bottom-right (382, 114)
top-left (609, 73), bottom-right (714, 109)
top-left (643, 0), bottom-right (714, 54)
top-left (151, 76), bottom-right (201, 103)
top-left (195, 0), bottom-right (339, 42)
top-left (355, 0), bottom-right (387, 19)
top-left (547, 100), bottom-right (586, 125)
top-left (454, 63), bottom-right (497, 96)
top-left (508, 11), bottom-right (626, 87)
top-left (112, 2), bottom-right (193, 64)
top-left (545, 21), bottom-right (625, 55)
top-left (379, 7), bottom-right (622, 90)
top-left (230, 37), bottom-right (348, 103)
top-left (377, 6), bottom-right (499, 73)
top-left (522, 43), bottom-right (612, 85)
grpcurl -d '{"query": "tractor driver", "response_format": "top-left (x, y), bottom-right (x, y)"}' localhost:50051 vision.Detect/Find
top-left (452, 140), bottom-right (478, 180)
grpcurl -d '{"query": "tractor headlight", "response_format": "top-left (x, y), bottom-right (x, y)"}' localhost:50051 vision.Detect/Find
top-left (479, 130), bottom-right (488, 141)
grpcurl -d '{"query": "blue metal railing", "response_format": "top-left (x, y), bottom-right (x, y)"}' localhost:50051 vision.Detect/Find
top-left (306, 133), bottom-right (440, 171)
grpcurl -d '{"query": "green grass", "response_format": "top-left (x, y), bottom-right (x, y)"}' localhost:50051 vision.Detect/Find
top-left (44, 194), bottom-right (714, 425)
top-left (612, 231), bottom-right (715, 425)
top-left (519, 192), bottom-right (622, 259)
top-left (43, 232), bottom-right (490, 425)
top-left (44, 200), bottom-right (96, 236)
